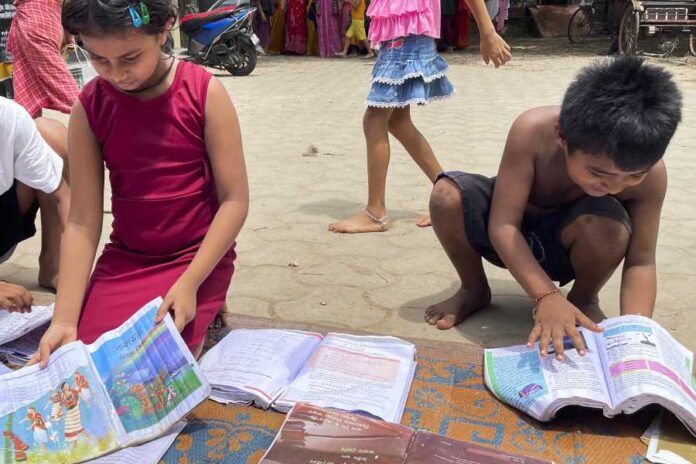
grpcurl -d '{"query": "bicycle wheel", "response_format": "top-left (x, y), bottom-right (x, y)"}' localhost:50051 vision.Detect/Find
top-left (689, 32), bottom-right (695, 57)
top-left (568, 6), bottom-right (593, 43)
top-left (619, 7), bottom-right (640, 54)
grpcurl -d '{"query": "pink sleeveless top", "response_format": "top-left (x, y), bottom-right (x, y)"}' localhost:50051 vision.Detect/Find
top-left (367, 0), bottom-right (441, 42)
top-left (76, 61), bottom-right (235, 349)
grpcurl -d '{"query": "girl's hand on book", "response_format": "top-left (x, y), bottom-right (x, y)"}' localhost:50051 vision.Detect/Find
top-left (527, 296), bottom-right (602, 361)
top-left (156, 278), bottom-right (198, 333)
top-left (28, 323), bottom-right (78, 369)
top-left (480, 31), bottom-right (512, 68)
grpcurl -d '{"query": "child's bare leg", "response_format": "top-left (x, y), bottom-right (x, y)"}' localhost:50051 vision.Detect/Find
top-left (425, 179), bottom-right (491, 329)
top-left (335, 35), bottom-right (350, 57)
top-left (36, 118), bottom-right (69, 182)
top-left (35, 118), bottom-right (68, 290)
top-left (191, 342), bottom-right (205, 359)
top-left (361, 40), bottom-right (374, 57)
top-left (329, 107), bottom-right (393, 233)
top-left (388, 107), bottom-right (443, 227)
top-left (561, 215), bottom-right (630, 323)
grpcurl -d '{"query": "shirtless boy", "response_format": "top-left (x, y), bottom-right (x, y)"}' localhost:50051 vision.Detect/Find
top-left (425, 57), bottom-right (682, 359)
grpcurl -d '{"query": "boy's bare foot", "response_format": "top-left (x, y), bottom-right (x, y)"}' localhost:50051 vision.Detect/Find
top-left (334, 52), bottom-right (347, 58)
top-left (425, 286), bottom-right (492, 330)
top-left (38, 269), bottom-right (58, 293)
top-left (416, 214), bottom-right (431, 228)
top-left (328, 209), bottom-right (389, 233)
top-left (573, 301), bottom-right (607, 324)
top-left (568, 293), bottom-right (607, 324)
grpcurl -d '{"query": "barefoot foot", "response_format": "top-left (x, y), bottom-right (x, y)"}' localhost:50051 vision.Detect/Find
top-left (568, 294), bottom-right (607, 323)
top-left (38, 271), bottom-right (57, 293)
top-left (424, 286), bottom-right (491, 330)
top-left (328, 210), bottom-right (389, 234)
top-left (416, 214), bottom-right (431, 228)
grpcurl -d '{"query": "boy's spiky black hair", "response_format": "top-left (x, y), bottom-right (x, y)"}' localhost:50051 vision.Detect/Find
top-left (559, 56), bottom-right (682, 171)
top-left (62, 0), bottom-right (177, 36)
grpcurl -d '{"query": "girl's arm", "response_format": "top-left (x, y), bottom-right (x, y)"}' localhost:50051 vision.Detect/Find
top-left (155, 77), bottom-right (249, 332)
top-left (462, 0), bottom-right (512, 67)
top-left (30, 102), bottom-right (105, 367)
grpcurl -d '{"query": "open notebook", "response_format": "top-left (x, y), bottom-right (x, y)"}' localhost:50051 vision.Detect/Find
top-left (0, 304), bottom-right (53, 346)
top-left (0, 297), bottom-right (209, 464)
top-left (199, 329), bottom-right (416, 423)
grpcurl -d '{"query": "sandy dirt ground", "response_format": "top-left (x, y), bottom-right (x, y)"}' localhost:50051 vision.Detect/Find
top-left (3, 37), bottom-right (695, 352)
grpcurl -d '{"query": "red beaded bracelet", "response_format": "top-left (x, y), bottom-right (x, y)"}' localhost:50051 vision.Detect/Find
top-left (532, 289), bottom-right (561, 320)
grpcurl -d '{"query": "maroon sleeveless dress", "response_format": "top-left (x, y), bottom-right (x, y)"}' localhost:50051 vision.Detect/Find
top-left (78, 61), bottom-right (236, 349)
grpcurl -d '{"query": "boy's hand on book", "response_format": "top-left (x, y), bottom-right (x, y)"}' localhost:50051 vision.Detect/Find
top-left (156, 279), bottom-right (198, 333)
top-left (480, 32), bottom-right (512, 68)
top-left (28, 323), bottom-right (77, 369)
top-left (527, 296), bottom-right (603, 361)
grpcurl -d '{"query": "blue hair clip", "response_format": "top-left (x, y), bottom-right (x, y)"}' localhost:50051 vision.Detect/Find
top-left (129, 4), bottom-right (143, 28)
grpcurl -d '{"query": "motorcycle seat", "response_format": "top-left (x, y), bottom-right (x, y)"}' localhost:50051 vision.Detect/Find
top-left (180, 6), bottom-right (238, 33)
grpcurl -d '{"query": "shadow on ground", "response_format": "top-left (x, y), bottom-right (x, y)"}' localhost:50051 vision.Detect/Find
top-left (399, 278), bottom-right (541, 349)
top-left (300, 198), bottom-right (427, 223)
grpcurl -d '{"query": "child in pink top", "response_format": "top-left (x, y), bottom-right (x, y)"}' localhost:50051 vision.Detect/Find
top-left (329, 0), bottom-right (511, 233)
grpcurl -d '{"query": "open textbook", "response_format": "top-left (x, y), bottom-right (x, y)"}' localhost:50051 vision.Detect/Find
top-left (260, 403), bottom-right (553, 464)
top-left (642, 412), bottom-right (696, 464)
top-left (87, 420), bottom-right (186, 464)
top-left (199, 329), bottom-right (416, 423)
top-left (484, 315), bottom-right (696, 436)
top-left (0, 305), bottom-right (53, 346)
top-left (0, 324), bottom-right (47, 365)
top-left (0, 297), bottom-right (209, 464)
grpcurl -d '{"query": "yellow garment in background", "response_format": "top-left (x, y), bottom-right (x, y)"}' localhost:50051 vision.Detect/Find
top-left (307, 0), bottom-right (319, 56)
top-left (351, 0), bottom-right (365, 19)
top-left (0, 62), bottom-right (12, 81)
top-left (345, 18), bottom-right (366, 40)
top-left (267, 1), bottom-right (286, 54)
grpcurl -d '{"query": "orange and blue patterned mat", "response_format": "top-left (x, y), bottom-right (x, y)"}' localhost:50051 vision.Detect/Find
top-left (162, 316), bottom-right (653, 464)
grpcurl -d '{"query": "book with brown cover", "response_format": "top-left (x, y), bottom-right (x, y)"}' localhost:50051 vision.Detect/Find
top-left (260, 404), bottom-right (554, 464)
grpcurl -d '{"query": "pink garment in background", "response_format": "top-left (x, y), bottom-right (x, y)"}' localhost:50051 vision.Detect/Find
top-left (317, 0), bottom-right (342, 57)
top-left (367, 0), bottom-right (441, 43)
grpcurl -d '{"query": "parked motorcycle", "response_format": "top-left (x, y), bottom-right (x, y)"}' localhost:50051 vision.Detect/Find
top-left (178, 2), bottom-right (258, 76)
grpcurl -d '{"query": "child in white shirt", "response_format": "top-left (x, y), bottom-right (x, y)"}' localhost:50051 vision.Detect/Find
top-left (0, 97), bottom-right (69, 310)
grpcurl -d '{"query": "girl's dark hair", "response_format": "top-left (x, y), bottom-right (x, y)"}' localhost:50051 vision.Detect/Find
top-left (62, 0), bottom-right (178, 36)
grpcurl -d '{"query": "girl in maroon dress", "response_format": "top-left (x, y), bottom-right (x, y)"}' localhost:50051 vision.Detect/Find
top-left (30, 0), bottom-right (249, 366)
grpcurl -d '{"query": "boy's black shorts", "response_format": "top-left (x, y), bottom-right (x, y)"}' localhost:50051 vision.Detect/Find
top-left (0, 181), bottom-right (40, 259)
top-left (437, 171), bottom-right (633, 286)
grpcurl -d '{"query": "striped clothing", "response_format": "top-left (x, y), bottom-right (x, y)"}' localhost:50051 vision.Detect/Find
top-left (61, 390), bottom-right (84, 442)
top-left (7, 0), bottom-right (78, 117)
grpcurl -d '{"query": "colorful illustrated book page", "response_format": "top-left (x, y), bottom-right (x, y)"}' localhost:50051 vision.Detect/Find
top-left (484, 315), bottom-right (696, 437)
top-left (0, 297), bottom-right (210, 464)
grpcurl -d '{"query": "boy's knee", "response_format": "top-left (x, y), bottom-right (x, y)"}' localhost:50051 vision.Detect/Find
top-left (35, 118), bottom-right (68, 160)
top-left (566, 214), bottom-right (630, 257)
top-left (430, 178), bottom-right (462, 218)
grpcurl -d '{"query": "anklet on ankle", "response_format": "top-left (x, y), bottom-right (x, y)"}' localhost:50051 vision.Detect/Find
top-left (364, 209), bottom-right (388, 227)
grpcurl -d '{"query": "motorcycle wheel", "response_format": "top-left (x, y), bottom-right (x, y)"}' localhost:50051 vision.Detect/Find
top-left (224, 39), bottom-right (257, 77)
